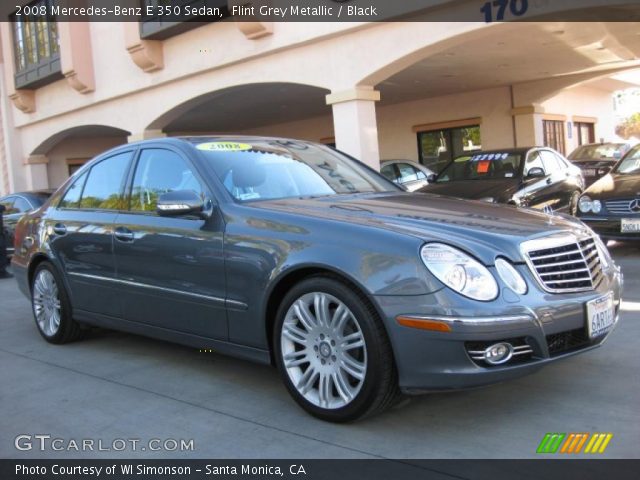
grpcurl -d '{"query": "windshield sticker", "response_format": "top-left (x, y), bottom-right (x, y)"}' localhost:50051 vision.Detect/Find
top-left (197, 142), bottom-right (252, 152)
top-left (477, 160), bottom-right (490, 173)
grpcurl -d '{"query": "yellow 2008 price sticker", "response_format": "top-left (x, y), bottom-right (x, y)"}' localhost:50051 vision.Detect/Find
top-left (196, 142), bottom-right (252, 152)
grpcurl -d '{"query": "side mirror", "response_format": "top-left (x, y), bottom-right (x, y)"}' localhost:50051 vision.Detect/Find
top-left (526, 167), bottom-right (546, 178)
top-left (157, 190), bottom-right (207, 218)
top-left (427, 174), bottom-right (437, 183)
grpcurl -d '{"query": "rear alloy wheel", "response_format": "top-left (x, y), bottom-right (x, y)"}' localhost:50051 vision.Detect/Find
top-left (274, 276), bottom-right (398, 422)
top-left (31, 262), bottom-right (82, 344)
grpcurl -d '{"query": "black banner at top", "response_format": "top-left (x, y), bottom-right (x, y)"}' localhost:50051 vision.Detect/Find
top-left (2, 0), bottom-right (640, 23)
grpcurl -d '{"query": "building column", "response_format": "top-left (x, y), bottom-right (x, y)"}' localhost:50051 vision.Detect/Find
top-left (24, 155), bottom-right (49, 190)
top-left (127, 129), bottom-right (166, 143)
top-left (326, 87), bottom-right (381, 170)
top-left (511, 105), bottom-right (545, 147)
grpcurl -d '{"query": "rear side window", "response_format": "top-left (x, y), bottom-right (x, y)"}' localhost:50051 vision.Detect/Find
top-left (79, 152), bottom-right (131, 210)
top-left (381, 164), bottom-right (398, 182)
top-left (59, 172), bottom-right (88, 209)
top-left (129, 148), bottom-right (203, 212)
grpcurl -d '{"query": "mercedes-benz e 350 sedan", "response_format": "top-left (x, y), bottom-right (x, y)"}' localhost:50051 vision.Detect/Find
top-left (12, 137), bottom-right (622, 422)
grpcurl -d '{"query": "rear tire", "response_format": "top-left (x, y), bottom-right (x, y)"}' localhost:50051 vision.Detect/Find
top-left (274, 275), bottom-right (399, 422)
top-left (31, 262), bottom-right (82, 344)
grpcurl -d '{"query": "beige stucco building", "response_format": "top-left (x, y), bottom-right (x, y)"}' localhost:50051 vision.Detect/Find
top-left (0, 12), bottom-right (639, 195)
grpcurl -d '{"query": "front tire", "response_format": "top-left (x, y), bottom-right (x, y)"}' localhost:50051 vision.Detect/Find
top-left (274, 275), bottom-right (399, 422)
top-left (31, 262), bottom-right (82, 344)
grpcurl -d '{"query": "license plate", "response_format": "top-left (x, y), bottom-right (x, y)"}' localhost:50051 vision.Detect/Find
top-left (583, 169), bottom-right (596, 177)
top-left (621, 219), bottom-right (640, 233)
top-left (586, 293), bottom-right (615, 339)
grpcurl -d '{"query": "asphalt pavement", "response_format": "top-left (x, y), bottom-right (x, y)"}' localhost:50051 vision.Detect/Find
top-left (1, 242), bottom-right (638, 459)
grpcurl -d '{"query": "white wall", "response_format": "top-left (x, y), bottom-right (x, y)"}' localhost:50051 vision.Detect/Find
top-left (542, 85), bottom-right (618, 153)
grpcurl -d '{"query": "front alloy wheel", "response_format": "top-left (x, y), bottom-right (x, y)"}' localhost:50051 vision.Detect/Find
top-left (281, 292), bottom-right (367, 410)
top-left (274, 275), bottom-right (399, 422)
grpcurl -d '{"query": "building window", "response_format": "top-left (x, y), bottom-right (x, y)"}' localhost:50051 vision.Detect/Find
top-left (10, 0), bottom-right (62, 89)
top-left (140, 0), bottom-right (229, 40)
top-left (417, 125), bottom-right (481, 174)
top-left (67, 158), bottom-right (90, 177)
top-left (543, 120), bottom-right (566, 154)
top-left (574, 122), bottom-right (595, 146)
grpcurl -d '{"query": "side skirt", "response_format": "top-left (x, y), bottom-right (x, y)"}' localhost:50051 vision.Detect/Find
top-left (74, 310), bottom-right (272, 365)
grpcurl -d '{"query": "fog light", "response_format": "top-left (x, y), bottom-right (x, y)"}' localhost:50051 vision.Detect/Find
top-left (484, 342), bottom-right (514, 365)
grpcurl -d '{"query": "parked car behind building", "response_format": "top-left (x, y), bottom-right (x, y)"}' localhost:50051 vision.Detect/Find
top-left (576, 143), bottom-right (640, 241)
top-left (419, 147), bottom-right (584, 214)
top-left (380, 160), bottom-right (434, 192)
top-left (0, 190), bottom-right (52, 257)
top-left (568, 142), bottom-right (632, 188)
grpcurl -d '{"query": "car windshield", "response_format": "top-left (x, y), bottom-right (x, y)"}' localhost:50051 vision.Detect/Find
top-left (194, 139), bottom-right (398, 202)
top-left (568, 144), bottom-right (627, 160)
top-left (435, 152), bottom-right (523, 183)
top-left (614, 145), bottom-right (640, 174)
top-left (30, 192), bottom-right (51, 207)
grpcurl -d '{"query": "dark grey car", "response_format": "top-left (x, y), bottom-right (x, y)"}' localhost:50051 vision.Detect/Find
top-left (11, 137), bottom-right (622, 422)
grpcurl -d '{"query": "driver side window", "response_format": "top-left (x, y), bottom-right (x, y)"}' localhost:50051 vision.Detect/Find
top-left (130, 149), bottom-right (204, 213)
top-left (524, 151), bottom-right (546, 176)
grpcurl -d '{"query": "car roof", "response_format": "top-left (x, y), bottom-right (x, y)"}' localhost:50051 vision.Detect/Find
top-left (125, 135), bottom-right (316, 149)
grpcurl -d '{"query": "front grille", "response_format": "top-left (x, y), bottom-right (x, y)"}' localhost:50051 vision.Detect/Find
top-left (524, 236), bottom-right (603, 293)
top-left (546, 328), bottom-right (590, 356)
top-left (604, 198), bottom-right (640, 215)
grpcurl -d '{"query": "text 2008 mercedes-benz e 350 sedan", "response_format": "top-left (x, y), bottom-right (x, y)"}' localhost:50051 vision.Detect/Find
top-left (12, 137), bottom-right (622, 422)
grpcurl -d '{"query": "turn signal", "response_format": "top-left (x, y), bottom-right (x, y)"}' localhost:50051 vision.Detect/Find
top-left (396, 316), bottom-right (452, 332)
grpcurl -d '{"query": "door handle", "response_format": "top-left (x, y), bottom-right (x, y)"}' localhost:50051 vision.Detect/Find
top-left (546, 178), bottom-right (553, 185)
top-left (114, 227), bottom-right (135, 242)
top-left (52, 223), bottom-right (67, 236)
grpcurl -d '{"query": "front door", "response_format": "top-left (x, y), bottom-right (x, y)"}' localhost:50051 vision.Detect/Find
top-left (113, 147), bottom-right (227, 340)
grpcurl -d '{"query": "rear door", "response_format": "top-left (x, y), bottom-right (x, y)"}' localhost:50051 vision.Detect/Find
top-left (113, 146), bottom-right (227, 339)
top-left (47, 150), bottom-right (134, 318)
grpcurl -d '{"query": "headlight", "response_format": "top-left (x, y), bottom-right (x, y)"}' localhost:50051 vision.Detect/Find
top-left (420, 243), bottom-right (498, 301)
top-left (578, 195), bottom-right (592, 213)
top-left (592, 199), bottom-right (602, 213)
top-left (495, 258), bottom-right (527, 295)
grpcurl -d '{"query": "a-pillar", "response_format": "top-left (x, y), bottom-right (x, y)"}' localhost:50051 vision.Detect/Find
top-left (326, 87), bottom-right (381, 170)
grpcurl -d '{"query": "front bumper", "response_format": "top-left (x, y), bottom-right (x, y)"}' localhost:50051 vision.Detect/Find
top-left (373, 266), bottom-right (623, 393)
top-left (578, 216), bottom-right (640, 241)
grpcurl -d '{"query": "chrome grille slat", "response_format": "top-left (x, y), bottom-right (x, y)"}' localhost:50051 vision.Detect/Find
top-left (605, 198), bottom-right (640, 215)
top-left (522, 234), bottom-right (603, 293)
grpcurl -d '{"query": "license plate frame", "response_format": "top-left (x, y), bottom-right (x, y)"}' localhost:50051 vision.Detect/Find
top-left (621, 218), bottom-right (640, 233)
top-left (586, 292), bottom-right (615, 339)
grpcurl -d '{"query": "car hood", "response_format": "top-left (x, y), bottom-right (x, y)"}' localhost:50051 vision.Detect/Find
top-left (585, 172), bottom-right (640, 199)
top-left (253, 192), bottom-right (589, 264)
top-left (419, 179), bottom-right (520, 202)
